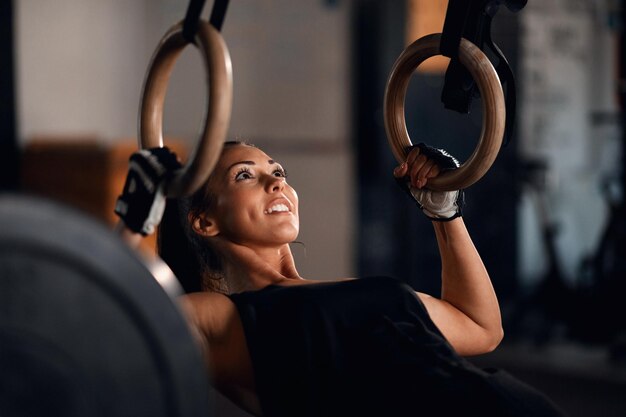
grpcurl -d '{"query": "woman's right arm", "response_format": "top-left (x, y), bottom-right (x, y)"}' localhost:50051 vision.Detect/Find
top-left (180, 292), bottom-right (250, 379)
top-left (179, 293), bottom-right (262, 416)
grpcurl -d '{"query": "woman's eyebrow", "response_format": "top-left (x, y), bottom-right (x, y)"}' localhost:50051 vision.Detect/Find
top-left (226, 160), bottom-right (279, 172)
top-left (226, 160), bottom-right (255, 172)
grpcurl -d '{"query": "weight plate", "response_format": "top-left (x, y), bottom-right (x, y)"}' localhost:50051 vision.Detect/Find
top-left (0, 195), bottom-right (211, 417)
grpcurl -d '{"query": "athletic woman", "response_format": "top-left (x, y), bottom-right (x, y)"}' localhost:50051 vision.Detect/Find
top-left (116, 141), bottom-right (566, 417)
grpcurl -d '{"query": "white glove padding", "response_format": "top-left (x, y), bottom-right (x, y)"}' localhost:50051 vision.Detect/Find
top-left (409, 187), bottom-right (462, 220)
top-left (396, 143), bottom-right (463, 221)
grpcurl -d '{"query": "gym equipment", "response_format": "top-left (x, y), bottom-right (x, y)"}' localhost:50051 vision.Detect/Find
top-left (384, 33), bottom-right (505, 191)
top-left (118, 0), bottom-right (232, 242)
top-left (139, 17), bottom-right (232, 198)
top-left (440, 0), bottom-right (527, 145)
top-left (384, 0), bottom-right (527, 191)
top-left (0, 195), bottom-right (211, 417)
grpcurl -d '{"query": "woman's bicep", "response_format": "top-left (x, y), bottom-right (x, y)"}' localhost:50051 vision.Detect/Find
top-left (179, 294), bottom-right (262, 415)
top-left (178, 294), bottom-right (215, 360)
top-left (180, 292), bottom-right (240, 344)
top-left (416, 292), bottom-right (501, 356)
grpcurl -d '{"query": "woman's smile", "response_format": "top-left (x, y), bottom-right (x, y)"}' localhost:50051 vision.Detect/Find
top-left (264, 197), bottom-right (293, 215)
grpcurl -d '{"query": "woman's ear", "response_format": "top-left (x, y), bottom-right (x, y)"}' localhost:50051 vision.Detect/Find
top-left (190, 213), bottom-right (220, 237)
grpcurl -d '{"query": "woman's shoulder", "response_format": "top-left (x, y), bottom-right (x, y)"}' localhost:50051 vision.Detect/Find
top-left (281, 275), bottom-right (404, 288)
top-left (298, 275), bottom-right (410, 293)
top-left (183, 290), bottom-right (232, 308)
top-left (181, 291), bottom-right (240, 342)
top-left (230, 276), bottom-right (409, 297)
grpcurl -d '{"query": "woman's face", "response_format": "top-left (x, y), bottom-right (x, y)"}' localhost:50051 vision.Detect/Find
top-left (199, 145), bottom-right (299, 247)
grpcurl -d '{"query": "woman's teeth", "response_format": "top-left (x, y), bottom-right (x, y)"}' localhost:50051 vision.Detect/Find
top-left (265, 204), bottom-right (289, 214)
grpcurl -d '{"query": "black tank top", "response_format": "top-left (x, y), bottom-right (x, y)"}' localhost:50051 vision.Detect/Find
top-left (228, 276), bottom-right (565, 417)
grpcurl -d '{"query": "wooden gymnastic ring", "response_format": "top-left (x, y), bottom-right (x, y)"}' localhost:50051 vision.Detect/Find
top-left (139, 21), bottom-right (233, 198)
top-left (384, 33), bottom-right (505, 191)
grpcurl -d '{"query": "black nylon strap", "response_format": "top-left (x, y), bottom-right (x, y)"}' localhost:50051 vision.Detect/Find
top-left (440, 0), bottom-right (526, 146)
top-left (209, 0), bottom-right (230, 32)
top-left (183, 0), bottom-right (230, 42)
top-left (183, 0), bottom-right (205, 42)
top-left (440, 0), bottom-right (471, 59)
top-left (487, 39), bottom-right (517, 146)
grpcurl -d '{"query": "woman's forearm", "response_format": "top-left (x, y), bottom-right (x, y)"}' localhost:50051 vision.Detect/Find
top-left (432, 217), bottom-right (503, 349)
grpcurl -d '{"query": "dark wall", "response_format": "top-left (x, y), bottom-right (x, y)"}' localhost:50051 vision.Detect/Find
top-left (352, 1), bottom-right (521, 301)
top-left (0, 0), bottom-right (18, 191)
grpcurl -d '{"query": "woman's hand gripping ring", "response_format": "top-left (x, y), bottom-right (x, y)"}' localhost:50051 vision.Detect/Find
top-left (394, 143), bottom-right (463, 221)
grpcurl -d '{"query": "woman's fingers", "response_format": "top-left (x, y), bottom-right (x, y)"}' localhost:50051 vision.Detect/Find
top-left (393, 147), bottom-right (441, 189)
top-left (409, 155), bottom-right (427, 181)
top-left (393, 147), bottom-right (419, 178)
top-left (406, 146), bottom-right (421, 166)
top-left (425, 164), bottom-right (440, 179)
top-left (417, 161), bottom-right (438, 187)
top-left (412, 156), bottom-right (439, 189)
top-left (393, 162), bottom-right (408, 178)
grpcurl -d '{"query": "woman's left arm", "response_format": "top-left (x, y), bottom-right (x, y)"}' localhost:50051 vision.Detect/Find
top-left (417, 217), bottom-right (503, 356)
top-left (393, 145), bottom-right (503, 356)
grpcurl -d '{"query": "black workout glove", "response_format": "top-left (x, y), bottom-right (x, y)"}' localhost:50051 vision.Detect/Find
top-left (395, 143), bottom-right (464, 221)
top-left (114, 147), bottom-right (182, 235)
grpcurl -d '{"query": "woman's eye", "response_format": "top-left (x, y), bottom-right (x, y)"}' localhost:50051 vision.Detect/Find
top-left (273, 168), bottom-right (287, 178)
top-left (235, 170), bottom-right (253, 181)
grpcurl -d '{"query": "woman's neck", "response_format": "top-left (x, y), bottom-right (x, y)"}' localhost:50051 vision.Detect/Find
top-left (223, 243), bottom-right (302, 293)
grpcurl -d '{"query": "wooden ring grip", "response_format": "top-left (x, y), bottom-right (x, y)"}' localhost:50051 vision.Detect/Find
top-left (384, 33), bottom-right (505, 191)
top-left (139, 21), bottom-right (233, 197)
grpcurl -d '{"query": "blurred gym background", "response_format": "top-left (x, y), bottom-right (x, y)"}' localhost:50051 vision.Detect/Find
top-left (1, 1), bottom-right (625, 415)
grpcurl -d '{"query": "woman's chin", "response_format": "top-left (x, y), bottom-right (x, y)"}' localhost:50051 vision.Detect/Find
top-left (267, 224), bottom-right (299, 244)
top-left (269, 231), bottom-right (299, 246)
top-left (233, 229), bottom-right (299, 248)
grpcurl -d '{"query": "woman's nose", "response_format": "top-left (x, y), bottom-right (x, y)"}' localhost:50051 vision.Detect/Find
top-left (265, 175), bottom-right (285, 193)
